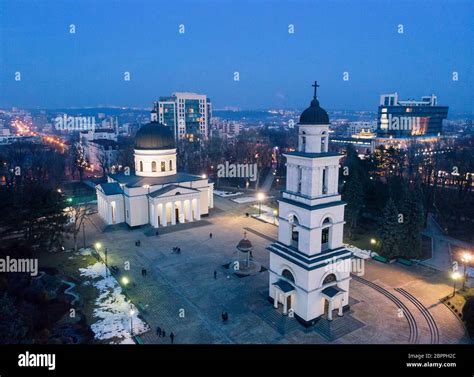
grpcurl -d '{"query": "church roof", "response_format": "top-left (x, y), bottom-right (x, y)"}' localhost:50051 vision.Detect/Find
top-left (148, 184), bottom-right (200, 198)
top-left (284, 151), bottom-right (341, 159)
top-left (237, 238), bottom-right (253, 251)
top-left (109, 172), bottom-right (204, 188)
top-left (321, 286), bottom-right (345, 298)
top-left (97, 182), bottom-right (123, 196)
top-left (134, 121), bottom-right (175, 150)
top-left (273, 279), bottom-right (295, 293)
top-left (299, 81), bottom-right (329, 125)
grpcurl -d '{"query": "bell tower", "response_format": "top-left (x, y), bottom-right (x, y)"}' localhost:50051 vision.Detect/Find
top-left (268, 82), bottom-right (352, 326)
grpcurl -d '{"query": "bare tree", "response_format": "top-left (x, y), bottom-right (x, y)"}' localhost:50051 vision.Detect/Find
top-left (67, 202), bottom-right (93, 252)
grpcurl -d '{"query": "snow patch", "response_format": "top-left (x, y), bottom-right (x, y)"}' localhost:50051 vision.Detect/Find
top-left (79, 262), bottom-right (149, 344)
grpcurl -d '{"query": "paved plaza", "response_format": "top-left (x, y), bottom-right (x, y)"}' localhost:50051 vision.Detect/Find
top-left (77, 196), bottom-right (469, 344)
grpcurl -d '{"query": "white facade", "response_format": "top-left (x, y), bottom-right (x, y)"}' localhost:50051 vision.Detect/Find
top-left (268, 90), bottom-right (352, 326)
top-left (96, 122), bottom-right (213, 228)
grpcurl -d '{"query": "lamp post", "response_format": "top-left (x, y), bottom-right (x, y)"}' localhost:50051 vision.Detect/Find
top-left (143, 185), bottom-right (150, 224)
top-left (257, 192), bottom-right (265, 216)
top-left (105, 247), bottom-right (108, 278)
top-left (273, 209), bottom-right (278, 225)
top-left (451, 271), bottom-right (461, 297)
top-left (461, 252), bottom-right (472, 290)
top-left (129, 306), bottom-right (135, 337)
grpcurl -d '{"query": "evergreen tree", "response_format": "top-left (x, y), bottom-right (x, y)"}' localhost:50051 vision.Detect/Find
top-left (343, 168), bottom-right (364, 239)
top-left (399, 184), bottom-right (425, 259)
top-left (379, 198), bottom-right (402, 259)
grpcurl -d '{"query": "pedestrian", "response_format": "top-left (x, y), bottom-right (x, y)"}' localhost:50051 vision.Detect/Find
top-left (209, 233), bottom-right (213, 239)
top-left (156, 326), bottom-right (161, 337)
top-left (170, 332), bottom-right (175, 344)
top-left (214, 270), bottom-right (217, 279)
top-left (221, 311), bottom-right (225, 322)
top-left (177, 247), bottom-right (181, 254)
top-left (141, 268), bottom-right (147, 277)
top-left (162, 329), bottom-right (166, 338)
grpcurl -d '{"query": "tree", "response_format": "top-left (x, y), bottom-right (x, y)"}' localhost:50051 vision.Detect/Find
top-left (67, 202), bottom-right (93, 252)
top-left (379, 198), bottom-right (402, 259)
top-left (0, 294), bottom-right (29, 344)
top-left (0, 182), bottom-right (69, 250)
top-left (343, 168), bottom-right (364, 239)
top-left (462, 296), bottom-right (474, 338)
top-left (399, 183), bottom-right (425, 259)
top-left (73, 143), bottom-right (88, 182)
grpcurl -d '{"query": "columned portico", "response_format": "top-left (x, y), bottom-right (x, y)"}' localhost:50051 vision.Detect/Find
top-left (148, 185), bottom-right (202, 228)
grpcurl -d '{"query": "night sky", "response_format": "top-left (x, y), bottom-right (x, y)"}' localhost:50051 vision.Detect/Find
top-left (1, 0), bottom-right (472, 111)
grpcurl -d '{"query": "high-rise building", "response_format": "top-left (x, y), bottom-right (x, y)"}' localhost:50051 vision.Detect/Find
top-left (377, 92), bottom-right (448, 138)
top-left (154, 92), bottom-right (212, 142)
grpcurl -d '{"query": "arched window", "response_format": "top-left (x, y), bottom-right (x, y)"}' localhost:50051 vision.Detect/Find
top-left (321, 217), bottom-right (331, 250)
top-left (289, 215), bottom-right (300, 249)
top-left (151, 161), bottom-right (157, 172)
top-left (323, 273), bottom-right (337, 285)
top-left (169, 160), bottom-right (173, 170)
top-left (321, 131), bottom-right (328, 152)
top-left (282, 269), bottom-right (295, 283)
top-left (139, 161), bottom-right (143, 172)
top-left (161, 161), bottom-right (166, 172)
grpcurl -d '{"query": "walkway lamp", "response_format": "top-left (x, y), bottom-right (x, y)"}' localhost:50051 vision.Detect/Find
top-left (451, 271), bottom-right (461, 297)
top-left (129, 306), bottom-right (135, 337)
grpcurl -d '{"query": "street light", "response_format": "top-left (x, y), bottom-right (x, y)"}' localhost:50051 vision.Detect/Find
top-left (451, 271), bottom-right (461, 297)
top-left (129, 306), bottom-right (135, 337)
top-left (461, 252), bottom-right (472, 290)
top-left (105, 248), bottom-right (109, 278)
top-left (370, 238), bottom-right (377, 245)
top-left (143, 185), bottom-right (150, 224)
top-left (121, 276), bottom-right (130, 287)
top-left (257, 192), bottom-right (265, 216)
top-left (273, 209), bottom-right (278, 225)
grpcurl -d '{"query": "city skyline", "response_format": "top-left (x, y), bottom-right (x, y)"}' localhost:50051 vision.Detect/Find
top-left (0, 0), bottom-right (472, 112)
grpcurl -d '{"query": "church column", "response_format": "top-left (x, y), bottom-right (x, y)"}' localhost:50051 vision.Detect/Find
top-left (187, 200), bottom-right (192, 222)
top-left (328, 300), bottom-right (333, 321)
top-left (161, 203), bottom-right (167, 227)
top-left (196, 199), bottom-right (201, 220)
top-left (171, 201), bottom-right (176, 225)
top-left (338, 298), bottom-right (344, 317)
top-left (316, 167), bottom-right (323, 196)
top-left (283, 294), bottom-right (288, 315)
top-left (273, 288), bottom-right (279, 308)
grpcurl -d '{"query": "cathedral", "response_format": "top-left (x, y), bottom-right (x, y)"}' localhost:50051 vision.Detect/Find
top-left (268, 82), bottom-right (352, 326)
top-left (96, 110), bottom-right (213, 228)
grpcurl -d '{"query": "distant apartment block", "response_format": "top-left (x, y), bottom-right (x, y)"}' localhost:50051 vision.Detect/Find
top-left (153, 92), bottom-right (212, 142)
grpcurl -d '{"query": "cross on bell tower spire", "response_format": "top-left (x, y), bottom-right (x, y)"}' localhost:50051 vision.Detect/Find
top-left (312, 81), bottom-right (320, 99)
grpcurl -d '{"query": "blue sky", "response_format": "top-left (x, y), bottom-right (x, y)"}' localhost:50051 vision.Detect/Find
top-left (0, 0), bottom-right (472, 111)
